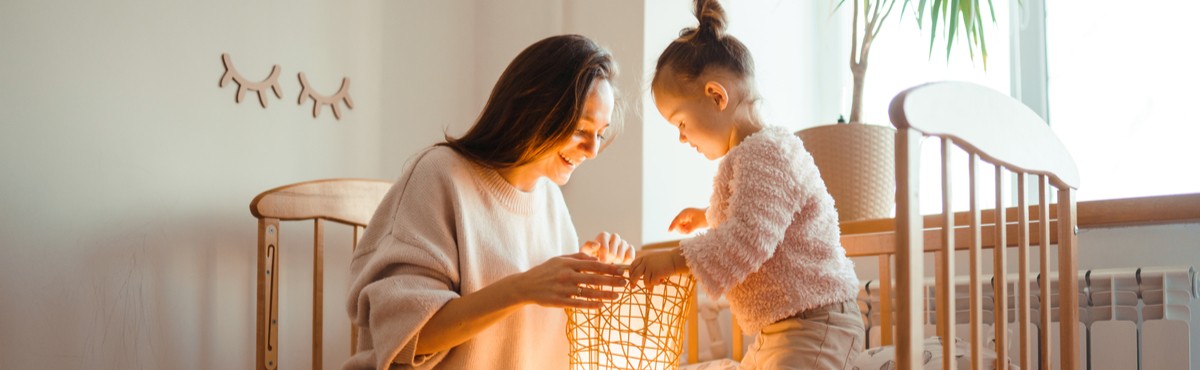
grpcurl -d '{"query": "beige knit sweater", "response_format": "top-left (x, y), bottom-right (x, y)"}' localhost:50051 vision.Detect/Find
top-left (680, 125), bottom-right (860, 334)
top-left (343, 146), bottom-right (577, 370)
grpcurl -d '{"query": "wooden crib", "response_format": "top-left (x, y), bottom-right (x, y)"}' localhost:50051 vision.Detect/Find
top-left (674, 81), bottom-right (1081, 369)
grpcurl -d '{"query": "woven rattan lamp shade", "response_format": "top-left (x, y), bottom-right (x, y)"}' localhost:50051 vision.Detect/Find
top-left (566, 274), bottom-right (696, 370)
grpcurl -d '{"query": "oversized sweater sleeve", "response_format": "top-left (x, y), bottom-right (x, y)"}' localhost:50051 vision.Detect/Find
top-left (680, 134), bottom-right (806, 298)
top-left (346, 149), bottom-right (463, 370)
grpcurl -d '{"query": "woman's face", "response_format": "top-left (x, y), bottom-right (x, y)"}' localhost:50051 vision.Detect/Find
top-left (652, 78), bottom-right (732, 160)
top-left (520, 79), bottom-right (615, 187)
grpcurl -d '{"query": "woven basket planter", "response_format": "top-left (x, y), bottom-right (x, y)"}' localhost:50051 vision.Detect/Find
top-left (796, 123), bottom-right (896, 222)
top-left (566, 274), bottom-right (696, 370)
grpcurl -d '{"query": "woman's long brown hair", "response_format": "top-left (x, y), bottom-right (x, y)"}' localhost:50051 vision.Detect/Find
top-left (441, 34), bottom-right (619, 169)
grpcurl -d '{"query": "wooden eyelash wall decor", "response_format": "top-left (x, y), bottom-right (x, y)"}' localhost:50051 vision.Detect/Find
top-left (219, 52), bottom-right (354, 120)
top-left (219, 53), bottom-right (283, 108)
top-left (297, 72), bottom-right (354, 120)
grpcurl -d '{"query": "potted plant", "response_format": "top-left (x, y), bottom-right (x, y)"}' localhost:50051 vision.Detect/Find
top-left (798, 0), bottom-right (998, 222)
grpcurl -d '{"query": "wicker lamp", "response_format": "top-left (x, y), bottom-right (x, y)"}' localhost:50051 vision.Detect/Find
top-left (567, 274), bottom-right (696, 370)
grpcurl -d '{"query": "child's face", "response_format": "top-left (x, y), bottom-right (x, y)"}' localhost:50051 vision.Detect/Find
top-left (652, 81), bottom-right (733, 160)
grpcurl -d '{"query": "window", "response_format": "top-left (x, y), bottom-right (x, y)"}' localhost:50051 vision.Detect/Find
top-left (1045, 0), bottom-right (1200, 201)
top-left (856, 0), bottom-right (1012, 126)
top-left (858, 0), bottom-right (1014, 213)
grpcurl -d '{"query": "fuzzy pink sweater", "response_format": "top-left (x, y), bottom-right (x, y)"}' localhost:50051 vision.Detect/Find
top-left (681, 125), bottom-right (860, 334)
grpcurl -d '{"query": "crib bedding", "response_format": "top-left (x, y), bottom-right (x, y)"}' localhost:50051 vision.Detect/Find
top-left (850, 335), bottom-right (1016, 370)
top-left (679, 358), bottom-right (739, 370)
top-left (682, 333), bottom-right (1016, 370)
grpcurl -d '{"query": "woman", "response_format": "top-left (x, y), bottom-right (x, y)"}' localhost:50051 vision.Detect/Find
top-left (344, 34), bottom-right (634, 370)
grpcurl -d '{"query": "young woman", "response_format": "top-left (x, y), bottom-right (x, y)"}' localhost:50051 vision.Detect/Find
top-left (345, 34), bottom-right (634, 370)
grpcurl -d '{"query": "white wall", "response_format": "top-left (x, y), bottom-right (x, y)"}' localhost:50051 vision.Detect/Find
top-left (2, 1), bottom-right (1197, 369)
top-left (851, 223), bottom-right (1200, 281)
top-left (1077, 223), bottom-right (1200, 270)
top-left (380, 1), bottom-right (476, 177)
top-left (640, 0), bottom-right (847, 244)
top-left (558, 1), bottom-right (647, 246)
top-left (0, 1), bottom-right (387, 369)
top-left (0, 1), bottom-right (647, 369)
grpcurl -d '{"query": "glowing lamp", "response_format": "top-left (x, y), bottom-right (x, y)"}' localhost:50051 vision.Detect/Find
top-left (567, 274), bottom-right (696, 370)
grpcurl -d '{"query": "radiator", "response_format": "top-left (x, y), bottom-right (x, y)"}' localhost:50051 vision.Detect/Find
top-left (857, 266), bottom-right (1198, 370)
top-left (685, 266), bottom-right (1199, 370)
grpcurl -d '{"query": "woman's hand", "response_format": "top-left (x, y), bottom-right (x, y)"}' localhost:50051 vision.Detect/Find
top-left (668, 207), bottom-right (709, 234)
top-left (416, 253), bottom-right (625, 354)
top-left (507, 253), bottom-right (628, 310)
top-left (580, 232), bottom-right (636, 264)
top-left (628, 247), bottom-right (690, 288)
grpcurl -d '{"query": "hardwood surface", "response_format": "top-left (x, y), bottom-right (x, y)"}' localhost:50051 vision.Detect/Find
top-left (644, 192), bottom-right (1200, 253)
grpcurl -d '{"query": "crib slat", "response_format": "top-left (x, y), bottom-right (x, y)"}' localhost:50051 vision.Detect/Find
top-left (731, 314), bottom-right (743, 361)
top-left (934, 251), bottom-right (944, 329)
top-left (993, 165), bottom-right (1009, 369)
top-left (351, 225), bottom-right (362, 355)
top-left (1038, 175), bottom-right (1053, 370)
top-left (1017, 173), bottom-right (1033, 369)
top-left (968, 153), bottom-right (984, 370)
top-left (939, 138), bottom-right (957, 370)
top-left (1057, 188), bottom-right (1080, 370)
top-left (895, 127), bottom-right (924, 369)
top-left (686, 287), bottom-right (698, 364)
top-left (313, 219), bottom-right (325, 370)
top-left (880, 254), bottom-right (893, 346)
top-left (257, 218), bottom-right (281, 370)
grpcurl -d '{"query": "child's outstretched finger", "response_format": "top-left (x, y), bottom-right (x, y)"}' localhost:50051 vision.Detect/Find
top-left (645, 271), bottom-right (661, 289)
top-left (668, 214), bottom-right (691, 233)
top-left (627, 259), bottom-right (644, 285)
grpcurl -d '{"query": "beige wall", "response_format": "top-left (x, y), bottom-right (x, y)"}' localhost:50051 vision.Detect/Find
top-left (2, 1), bottom-right (1197, 369)
top-left (0, 1), bottom-right (644, 369)
top-left (0, 1), bottom-right (388, 369)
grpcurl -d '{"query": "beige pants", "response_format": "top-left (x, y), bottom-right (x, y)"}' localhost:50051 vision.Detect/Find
top-left (738, 300), bottom-right (865, 370)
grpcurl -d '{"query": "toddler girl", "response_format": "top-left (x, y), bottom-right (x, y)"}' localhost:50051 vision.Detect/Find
top-left (629, 1), bottom-right (864, 368)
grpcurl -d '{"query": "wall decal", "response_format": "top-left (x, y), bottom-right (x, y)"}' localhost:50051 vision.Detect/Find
top-left (219, 53), bottom-right (283, 108)
top-left (297, 72), bottom-right (353, 120)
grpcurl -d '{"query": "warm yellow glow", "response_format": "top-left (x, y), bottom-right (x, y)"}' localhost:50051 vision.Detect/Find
top-left (567, 274), bottom-right (696, 370)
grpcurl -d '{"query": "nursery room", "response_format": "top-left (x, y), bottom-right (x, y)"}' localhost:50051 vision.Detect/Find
top-left (2, 0), bottom-right (1198, 369)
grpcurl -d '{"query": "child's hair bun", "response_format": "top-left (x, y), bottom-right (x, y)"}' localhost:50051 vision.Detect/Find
top-left (655, 0), bottom-right (753, 81)
top-left (677, 0), bottom-right (727, 42)
top-left (694, 0), bottom-right (728, 41)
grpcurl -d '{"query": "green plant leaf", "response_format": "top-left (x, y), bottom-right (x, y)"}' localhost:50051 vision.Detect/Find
top-left (913, 0), bottom-right (926, 26)
top-left (946, 0), bottom-right (960, 62)
top-left (926, 0), bottom-right (943, 59)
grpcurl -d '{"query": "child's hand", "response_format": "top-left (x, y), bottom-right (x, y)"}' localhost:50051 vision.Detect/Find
top-left (628, 247), bottom-right (690, 288)
top-left (581, 232), bottom-right (636, 264)
top-left (668, 207), bottom-right (709, 234)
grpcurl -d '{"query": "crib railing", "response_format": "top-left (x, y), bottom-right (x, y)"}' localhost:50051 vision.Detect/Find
top-left (886, 81), bottom-right (1082, 369)
top-left (662, 192), bottom-right (1199, 369)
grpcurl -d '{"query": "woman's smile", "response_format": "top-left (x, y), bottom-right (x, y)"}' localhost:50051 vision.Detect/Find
top-left (558, 152), bottom-right (581, 169)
